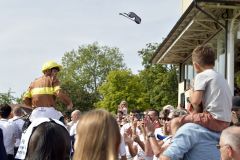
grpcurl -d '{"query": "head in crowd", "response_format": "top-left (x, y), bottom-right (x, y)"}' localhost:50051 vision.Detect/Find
top-left (120, 100), bottom-right (128, 107)
top-left (219, 126), bottom-right (240, 160)
top-left (168, 109), bottom-right (188, 119)
top-left (26, 121), bottom-right (71, 160)
top-left (41, 61), bottom-right (62, 76)
top-left (163, 105), bottom-right (174, 111)
top-left (116, 110), bottom-right (124, 126)
top-left (117, 110), bottom-right (124, 119)
top-left (192, 45), bottom-right (215, 73)
top-left (71, 110), bottom-right (81, 123)
top-left (160, 105), bottom-right (174, 122)
top-left (0, 104), bottom-right (12, 119)
top-left (73, 109), bottom-right (121, 160)
top-left (148, 108), bottom-right (159, 122)
top-left (119, 100), bottom-right (128, 115)
top-left (129, 109), bottom-right (141, 122)
top-left (147, 108), bottom-right (161, 128)
top-left (12, 106), bottom-right (24, 117)
top-left (231, 96), bottom-right (240, 126)
top-left (163, 108), bottom-right (188, 136)
top-left (232, 96), bottom-right (240, 113)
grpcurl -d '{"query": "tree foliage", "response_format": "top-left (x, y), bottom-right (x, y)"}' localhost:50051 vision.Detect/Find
top-left (97, 43), bottom-right (178, 112)
top-left (139, 65), bottom-right (178, 110)
top-left (0, 89), bottom-right (16, 104)
top-left (97, 70), bottom-right (145, 112)
top-left (58, 42), bottom-right (126, 111)
top-left (138, 43), bottom-right (159, 68)
top-left (138, 43), bottom-right (178, 110)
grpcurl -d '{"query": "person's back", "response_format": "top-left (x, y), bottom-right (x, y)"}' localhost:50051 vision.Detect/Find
top-left (160, 123), bottom-right (220, 160)
top-left (23, 61), bottom-right (73, 122)
top-left (190, 45), bottom-right (232, 131)
top-left (172, 45), bottom-right (232, 134)
top-left (195, 68), bottom-right (232, 122)
top-left (26, 75), bottom-right (59, 107)
top-left (0, 118), bottom-right (16, 156)
top-left (9, 106), bottom-right (25, 153)
top-left (0, 104), bottom-right (17, 160)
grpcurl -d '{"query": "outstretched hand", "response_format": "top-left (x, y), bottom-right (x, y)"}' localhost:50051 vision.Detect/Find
top-left (144, 116), bottom-right (154, 134)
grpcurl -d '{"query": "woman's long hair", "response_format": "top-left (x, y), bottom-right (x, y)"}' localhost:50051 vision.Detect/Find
top-left (26, 121), bottom-right (71, 160)
top-left (73, 109), bottom-right (121, 160)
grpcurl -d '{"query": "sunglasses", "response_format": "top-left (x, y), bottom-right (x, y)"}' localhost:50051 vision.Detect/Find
top-left (216, 144), bottom-right (230, 149)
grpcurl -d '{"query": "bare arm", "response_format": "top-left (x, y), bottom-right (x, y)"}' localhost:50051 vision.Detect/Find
top-left (144, 116), bottom-right (164, 157)
top-left (123, 132), bottom-right (138, 157)
top-left (56, 90), bottom-right (73, 110)
top-left (144, 139), bottom-right (154, 156)
top-left (159, 155), bottom-right (171, 160)
top-left (125, 140), bottom-right (138, 157)
top-left (133, 135), bottom-right (144, 151)
top-left (148, 136), bottom-right (164, 157)
top-left (190, 90), bottom-right (203, 113)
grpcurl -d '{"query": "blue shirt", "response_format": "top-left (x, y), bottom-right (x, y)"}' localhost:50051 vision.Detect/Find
top-left (162, 123), bottom-right (220, 160)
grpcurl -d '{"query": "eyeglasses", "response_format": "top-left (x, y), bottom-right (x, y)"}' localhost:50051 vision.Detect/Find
top-left (216, 144), bottom-right (230, 150)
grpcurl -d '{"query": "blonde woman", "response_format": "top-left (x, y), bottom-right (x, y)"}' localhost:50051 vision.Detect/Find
top-left (73, 109), bottom-right (121, 160)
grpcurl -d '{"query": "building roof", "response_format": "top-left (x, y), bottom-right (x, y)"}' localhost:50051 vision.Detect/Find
top-left (151, 0), bottom-right (240, 64)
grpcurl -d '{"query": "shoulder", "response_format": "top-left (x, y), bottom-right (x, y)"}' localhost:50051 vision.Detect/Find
top-left (1, 121), bottom-right (15, 132)
top-left (177, 123), bottom-right (220, 139)
top-left (34, 76), bottom-right (45, 81)
top-left (178, 123), bottom-right (210, 131)
top-left (32, 76), bottom-right (51, 85)
top-left (176, 123), bottom-right (206, 136)
top-left (177, 123), bottom-right (200, 131)
top-left (196, 70), bottom-right (212, 78)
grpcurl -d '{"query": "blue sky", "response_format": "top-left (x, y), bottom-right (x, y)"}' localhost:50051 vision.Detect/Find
top-left (0, 0), bottom-right (181, 97)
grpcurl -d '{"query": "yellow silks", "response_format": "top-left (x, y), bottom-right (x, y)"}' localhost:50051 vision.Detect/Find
top-left (23, 90), bottom-right (31, 99)
top-left (30, 86), bottom-right (61, 96)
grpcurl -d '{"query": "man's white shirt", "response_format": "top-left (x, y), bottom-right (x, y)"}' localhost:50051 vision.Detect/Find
top-left (9, 116), bottom-right (24, 147)
top-left (0, 119), bottom-right (17, 155)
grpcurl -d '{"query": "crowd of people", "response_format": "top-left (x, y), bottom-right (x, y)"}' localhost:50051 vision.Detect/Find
top-left (0, 45), bottom-right (240, 160)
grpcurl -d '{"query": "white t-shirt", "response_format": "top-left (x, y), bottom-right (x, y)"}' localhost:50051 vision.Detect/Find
top-left (194, 69), bottom-right (232, 122)
top-left (0, 119), bottom-right (16, 155)
top-left (9, 116), bottom-right (24, 147)
top-left (119, 135), bottom-right (126, 157)
top-left (120, 123), bottom-right (141, 136)
top-left (69, 121), bottom-right (78, 136)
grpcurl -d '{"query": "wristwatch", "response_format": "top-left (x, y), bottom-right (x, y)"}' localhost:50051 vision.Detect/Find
top-left (147, 132), bottom-right (155, 138)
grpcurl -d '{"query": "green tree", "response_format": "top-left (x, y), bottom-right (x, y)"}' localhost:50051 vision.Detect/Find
top-left (97, 70), bottom-right (145, 112)
top-left (138, 43), bottom-right (159, 68)
top-left (139, 65), bottom-right (178, 110)
top-left (0, 89), bottom-right (16, 104)
top-left (97, 43), bottom-right (178, 112)
top-left (58, 42), bottom-right (126, 111)
top-left (138, 43), bottom-right (178, 110)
